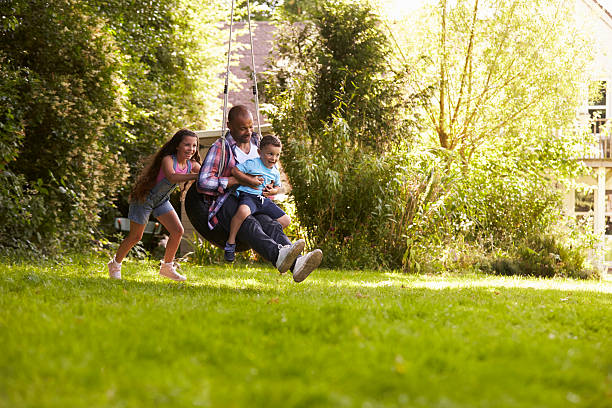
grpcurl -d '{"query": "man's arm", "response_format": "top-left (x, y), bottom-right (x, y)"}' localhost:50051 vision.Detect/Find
top-left (231, 166), bottom-right (265, 189)
top-left (197, 140), bottom-right (237, 194)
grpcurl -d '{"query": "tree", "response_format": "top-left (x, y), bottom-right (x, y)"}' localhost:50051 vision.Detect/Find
top-left (269, 0), bottom-right (412, 151)
top-left (0, 0), bottom-right (128, 251)
top-left (87, 0), bottom-right (226, 208)
top-left (389, 0), bottom-right (597, 275)
top-left (266, 0), bottom-right (419, 268)
top-left (0, 0), bottom-right (226, 252)
top-left (400, 0), bottom-right (590, 173)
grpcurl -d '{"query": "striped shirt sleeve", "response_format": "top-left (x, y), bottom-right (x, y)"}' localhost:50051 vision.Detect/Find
top-left (197, 139), bottom-right (229, 195)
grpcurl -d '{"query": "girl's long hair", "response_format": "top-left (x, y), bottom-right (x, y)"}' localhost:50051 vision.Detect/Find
top-left (130, 129), bottom-right (201, 202)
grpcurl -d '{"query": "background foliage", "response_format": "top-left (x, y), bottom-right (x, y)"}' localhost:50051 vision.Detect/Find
top-left (0, 0), bottom-right (225, 253)
top-left (266, 0), bottom-right (597, 277)
top-left (0, 0), bottom-right (127, 251)
top-left (0, 0), bottom-right (600, 277)
top-left (266, 0), bottom-right (420, 268)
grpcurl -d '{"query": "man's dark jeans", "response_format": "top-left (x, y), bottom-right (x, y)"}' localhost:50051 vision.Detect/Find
top-left (185, 184), bottom-right (291, 265)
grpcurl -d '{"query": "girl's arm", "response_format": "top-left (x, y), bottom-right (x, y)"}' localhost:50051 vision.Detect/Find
top-left (161, 155), bottom-right (198, 183)
top-left (190, 160), bottom-right (201, 174)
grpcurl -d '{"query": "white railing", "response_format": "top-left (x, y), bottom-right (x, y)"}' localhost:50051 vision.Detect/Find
top-left (195, 124), bottom-right (273, 152)
top-left (579, 119), bottom-right (611, 160)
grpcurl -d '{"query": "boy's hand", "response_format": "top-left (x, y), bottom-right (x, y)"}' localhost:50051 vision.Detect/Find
top-left (262, 182), bottom-right (275, 197)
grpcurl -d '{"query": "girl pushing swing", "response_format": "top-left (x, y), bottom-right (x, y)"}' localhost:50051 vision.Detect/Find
top-left (108, 129), bottom-right (201, 281)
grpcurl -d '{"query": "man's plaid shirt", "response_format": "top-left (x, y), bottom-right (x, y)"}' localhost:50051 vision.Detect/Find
top-left (197, 132), bottom-right (260, 229)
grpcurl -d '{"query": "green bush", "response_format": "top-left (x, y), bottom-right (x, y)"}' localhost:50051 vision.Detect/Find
top-left (266, 0), bottom-right (422, 269)
top-left (400, 155), bottom-right (598, 277)
top-left (264, 0), bottom-right (596, 275)
top-left (482, 234), bottom-right (597, 279)
top-left (0, 0), bottom-right (225, 253)
top-left (0, 0), bottom-right (128, 252)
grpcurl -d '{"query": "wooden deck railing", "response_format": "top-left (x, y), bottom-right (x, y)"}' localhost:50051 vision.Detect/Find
top-left (578, 119), bottom-right (611, 161)
top-left (195, 124), bottom-right (273, 156)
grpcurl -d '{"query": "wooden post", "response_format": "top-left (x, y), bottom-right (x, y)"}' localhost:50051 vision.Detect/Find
top-left (594, 166), bottom-right (606, 272)
top-left (562, 188), bottom-right (575, 217)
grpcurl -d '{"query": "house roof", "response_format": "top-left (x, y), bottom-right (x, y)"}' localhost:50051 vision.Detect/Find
top-left (590, 0), bottom-right (612, 22)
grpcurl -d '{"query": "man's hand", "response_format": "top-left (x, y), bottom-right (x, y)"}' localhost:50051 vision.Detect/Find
top-left (245, 174), bottom-right (264, 189)
top-left (232, 166), bottom-right (264, 189)
top-left (227, 176), bottom-right (239, 188)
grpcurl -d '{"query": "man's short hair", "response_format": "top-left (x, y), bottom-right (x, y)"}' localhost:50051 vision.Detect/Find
top-left (260, 135), bottom-right (282, 150)
top-left (227, 105), bottom-right (251, 124)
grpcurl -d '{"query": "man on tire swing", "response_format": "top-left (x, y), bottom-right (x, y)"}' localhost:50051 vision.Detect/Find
top-left (187, 105), bottom-right (322, 282)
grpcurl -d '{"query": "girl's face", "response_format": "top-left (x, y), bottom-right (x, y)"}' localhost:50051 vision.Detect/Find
top-left (177, 135), bottom-right (198, 161)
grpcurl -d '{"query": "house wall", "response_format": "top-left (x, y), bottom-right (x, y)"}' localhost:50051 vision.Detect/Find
top-left (558, 1), bottom-right (612, 272)
top-left (577, 0), bottom-right (612, 115)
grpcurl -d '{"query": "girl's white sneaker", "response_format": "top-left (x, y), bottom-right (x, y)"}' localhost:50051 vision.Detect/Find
top-left (108, 258), bottom-right (122, 280)
top-left (159, 261), bottom-right (186, 281)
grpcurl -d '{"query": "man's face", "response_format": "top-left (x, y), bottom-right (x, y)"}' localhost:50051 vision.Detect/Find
top-left (228, 113), bottom-right (254, 144)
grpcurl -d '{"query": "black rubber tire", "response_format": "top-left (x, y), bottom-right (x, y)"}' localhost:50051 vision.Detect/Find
top-left (184, 183), bottom-right (251, 252)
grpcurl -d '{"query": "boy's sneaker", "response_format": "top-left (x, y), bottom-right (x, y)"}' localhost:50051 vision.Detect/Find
top-left (159, 261), bottom-right (187, 282)
top-left (224, 243), bottom-right (236, 262)
top-left (293, 249), bottom-right (323, 283)
top-left (276, 239), bottom-right (306, 274)
top-left (108, 257), bottom-right (122, 280)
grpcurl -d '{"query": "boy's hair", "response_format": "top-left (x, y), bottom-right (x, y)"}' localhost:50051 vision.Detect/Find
top-left (260, 135), bottom-right (282, 150)
top-left (228, 105), bottom-right (251, 124)
top-left (130, 129), bottom-right (201, 202)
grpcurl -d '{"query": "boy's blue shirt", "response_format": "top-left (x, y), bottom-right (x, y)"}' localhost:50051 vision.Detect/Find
top-left (236, 157), bottom-right (281, 196)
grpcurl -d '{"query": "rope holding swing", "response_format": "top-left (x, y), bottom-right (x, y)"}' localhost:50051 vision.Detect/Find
top-left (218, 0), bottom-right (262, 176)
top-left (246, 0), bottom-right (262, 138)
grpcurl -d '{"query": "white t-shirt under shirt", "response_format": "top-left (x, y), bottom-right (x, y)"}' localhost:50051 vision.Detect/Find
top-left (233, 141), bottom-right (259, 164)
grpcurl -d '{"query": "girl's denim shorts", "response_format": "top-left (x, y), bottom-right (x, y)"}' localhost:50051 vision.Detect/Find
top-left (128, 197), bottom-right (174, 225)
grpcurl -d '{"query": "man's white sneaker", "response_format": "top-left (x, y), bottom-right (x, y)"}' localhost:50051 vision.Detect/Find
top-left (159, 261), bottom-right (187, 281)
top-left (293, 249), bottom-right (323, 283)
top-left (276, 239), bottom-right (306, 274)
top-left (108, 257), bottom-right (121, 280)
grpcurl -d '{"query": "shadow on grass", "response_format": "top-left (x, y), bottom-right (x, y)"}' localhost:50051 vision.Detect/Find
top-left (2, 261), bottom-right (611, 303)
top-left (0, 266), bottom-right (281, 298)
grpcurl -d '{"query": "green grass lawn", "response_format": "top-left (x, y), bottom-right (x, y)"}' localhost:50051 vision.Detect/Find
top-left (1, 255), bottom-right (611, 408)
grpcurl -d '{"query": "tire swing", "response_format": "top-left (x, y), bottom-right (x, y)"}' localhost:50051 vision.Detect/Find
top-left (185, 0), bottom-right (262, 251)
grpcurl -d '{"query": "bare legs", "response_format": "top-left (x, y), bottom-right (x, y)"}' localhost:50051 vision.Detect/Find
top-left (156, 210), bottom-right (184, 264)
top-left (110, 210), bottom-right (186, 281)
top-left (227, 204), bottom-right (252, 245)
top-left (114, 221), bottom-right (146, 263)
top-left (114, 211), bottom-right (183, 264)
top-left (277, 214), bottom-right (291, 229)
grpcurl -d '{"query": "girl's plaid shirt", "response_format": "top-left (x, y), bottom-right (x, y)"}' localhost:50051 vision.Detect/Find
top-left (197, 132), bottom-right (260, 229)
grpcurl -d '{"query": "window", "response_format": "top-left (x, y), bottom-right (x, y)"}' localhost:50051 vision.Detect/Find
top-left (575, 189), bottom-right (594, 213)
top-left (588, 81), bottom-right (607, 134)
